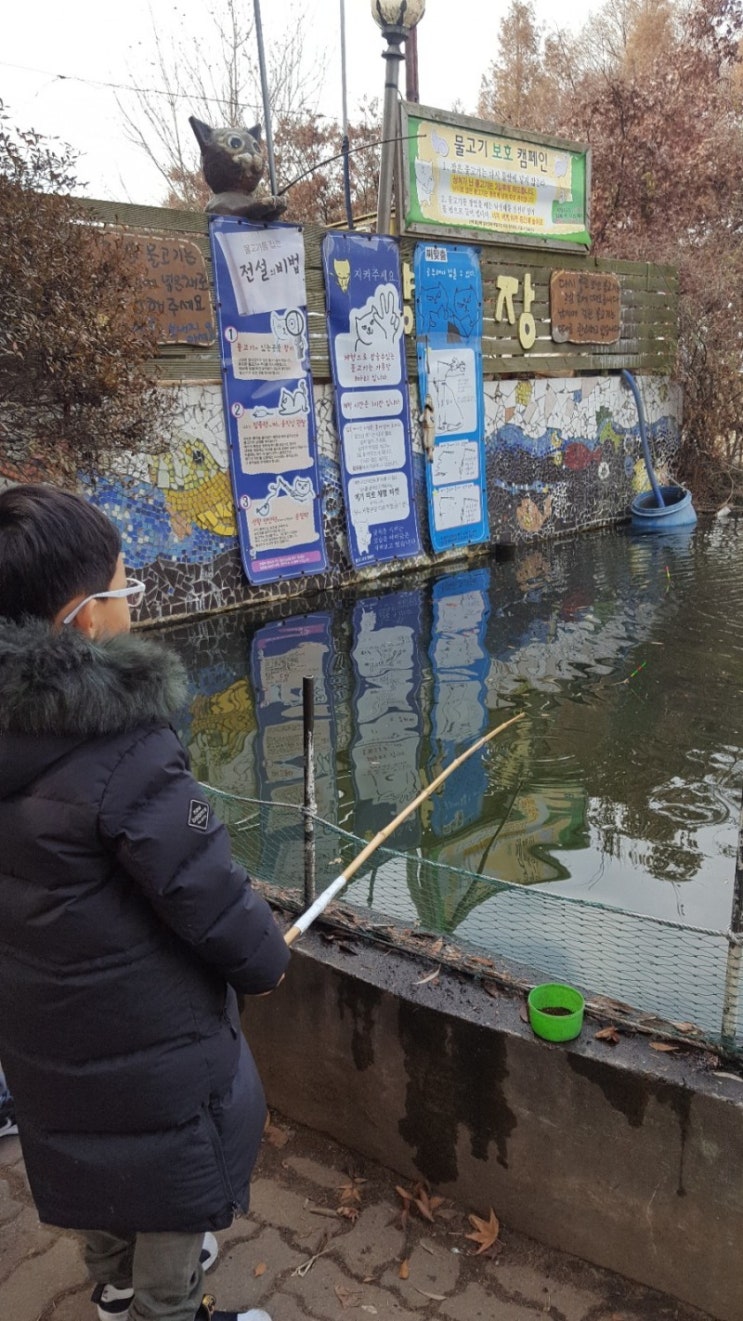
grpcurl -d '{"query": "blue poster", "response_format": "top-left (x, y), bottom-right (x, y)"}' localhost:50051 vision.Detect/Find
top-left (322, 232), bottom-right (421, 569)
top-left (209, 217), bottom-right (327, 585)
top-left (350, 590), bottom-right (423, 850)
top-left (429, 569), bottom-right (490, 838)
top-left (414, 243), bottom-right (489, 553)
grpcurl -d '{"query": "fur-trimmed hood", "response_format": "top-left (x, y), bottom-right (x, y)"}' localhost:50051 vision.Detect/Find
top-left (0, 618), bottom-right (187, 796)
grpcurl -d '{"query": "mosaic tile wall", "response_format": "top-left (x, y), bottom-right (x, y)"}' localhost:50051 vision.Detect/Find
top-left (2, 375), bottom-right (680, 623)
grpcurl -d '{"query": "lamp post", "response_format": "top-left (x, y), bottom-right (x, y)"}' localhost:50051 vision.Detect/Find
top-left (371, 0), bottom-right (426, 235)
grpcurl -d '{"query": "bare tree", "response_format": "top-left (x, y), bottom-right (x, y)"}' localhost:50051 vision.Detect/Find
top-left (116, 0), bottom-right (326, 207)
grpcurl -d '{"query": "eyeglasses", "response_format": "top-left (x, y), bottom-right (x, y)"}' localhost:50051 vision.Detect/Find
top-left (62, 578), bottom-right (146, 626)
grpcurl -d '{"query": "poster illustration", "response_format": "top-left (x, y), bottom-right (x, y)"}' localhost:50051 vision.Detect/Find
top-left (414, 242), bottom-right (489, 552)
top-left (209, 217), bottom-right (327, 585)
top-left (323, 233), bottom-right (421, 569)
top-left (400, 102), bottom-right (591, 248)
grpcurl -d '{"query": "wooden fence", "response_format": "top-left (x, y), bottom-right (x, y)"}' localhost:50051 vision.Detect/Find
top-left (81, 198), bottom-right (678, 385)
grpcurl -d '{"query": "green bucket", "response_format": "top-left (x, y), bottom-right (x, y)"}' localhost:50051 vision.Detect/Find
top-left (527, 983), bottom-right (585, 1043)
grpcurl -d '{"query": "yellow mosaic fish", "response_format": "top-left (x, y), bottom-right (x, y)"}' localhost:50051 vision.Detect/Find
top-left (152, 440), bottom-right (236, 539)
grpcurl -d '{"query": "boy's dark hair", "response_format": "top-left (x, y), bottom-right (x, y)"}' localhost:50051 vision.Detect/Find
top-left (0, 484), bottom-right (122, 623)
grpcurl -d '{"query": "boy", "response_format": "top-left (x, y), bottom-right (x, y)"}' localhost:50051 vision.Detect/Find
top-left (0, 483), bottom-right (290, 1321)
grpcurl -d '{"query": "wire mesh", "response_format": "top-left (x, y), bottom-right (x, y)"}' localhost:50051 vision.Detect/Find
top-left (206, 786), bottom-right (743, 1056)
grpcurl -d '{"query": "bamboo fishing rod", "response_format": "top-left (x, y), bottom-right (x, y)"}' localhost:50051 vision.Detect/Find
top-left (284, 711), bottom-right (525, 946)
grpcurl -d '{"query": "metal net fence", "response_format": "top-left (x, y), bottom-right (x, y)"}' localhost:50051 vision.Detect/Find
top-left (205, 786), bottom-right (743, 1057)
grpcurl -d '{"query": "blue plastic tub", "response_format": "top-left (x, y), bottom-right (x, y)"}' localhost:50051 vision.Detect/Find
top-left (630, 485), bottom-right (697, 531)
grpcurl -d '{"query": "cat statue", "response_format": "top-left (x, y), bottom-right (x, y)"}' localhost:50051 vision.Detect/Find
top-left (189, 116), bottom-right (287, 221)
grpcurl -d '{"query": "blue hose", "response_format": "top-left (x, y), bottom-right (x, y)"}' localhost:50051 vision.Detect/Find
top-left (621, 369), bottom-right (665, 508)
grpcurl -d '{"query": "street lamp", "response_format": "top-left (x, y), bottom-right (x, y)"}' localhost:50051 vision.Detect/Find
top-left (371, 0), bottom-right (426, 235)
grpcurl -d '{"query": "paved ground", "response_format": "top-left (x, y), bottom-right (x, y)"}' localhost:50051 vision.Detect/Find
top-left (0, 1111), bottom-right (714, 1321)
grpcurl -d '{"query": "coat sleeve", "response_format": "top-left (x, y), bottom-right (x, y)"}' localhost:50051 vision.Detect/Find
top-left (98, 724), bottom-right (290, 994)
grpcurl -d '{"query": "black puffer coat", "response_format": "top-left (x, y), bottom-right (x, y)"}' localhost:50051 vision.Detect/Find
top-left (0, 618), bottom-right (289, 1233)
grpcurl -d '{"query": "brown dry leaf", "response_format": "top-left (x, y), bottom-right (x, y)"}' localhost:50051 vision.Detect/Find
top-left (337, 1205), bottom-right (360, 1223)
top-left (430, 938), bottom-right (444, 955)
top-left (398, 1259), bottom-right (410, 1279)
top-left (253, 1262), bottom-right (267, 1277)
top-left (264, 1123), bottom-right (290, 1148)
top-left (414, 1187), bottom-right (445, 1222)
top-left (650, 1041), bottom-right (679, 1053)
top-left (414, 1289), bottom-right (447, 1301)
top-left (519, 1004), bottom-right (529, 1024)
top-left (595, 1026), bottom-right (621, 1045)
top-left (465, 1207), bottom-right (500, 1254)
top-left (415, 968), bottom-right (440, 987)
top-left (396, 1184), bottom-right (413, 1206)
top-left (334, 1283), bottom-right (363, 1309)
top-left (338, 1177), bottom-right (367, 1205)
top-left (672, 1021), bottom-right (698, 1034)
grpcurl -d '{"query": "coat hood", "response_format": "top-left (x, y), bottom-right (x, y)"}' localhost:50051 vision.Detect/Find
top-left (0, 618), bottom-right (187, 795)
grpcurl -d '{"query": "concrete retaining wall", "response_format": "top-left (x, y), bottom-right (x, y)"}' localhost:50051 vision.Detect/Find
top-left (244, 932), bottom-right (743, 1320)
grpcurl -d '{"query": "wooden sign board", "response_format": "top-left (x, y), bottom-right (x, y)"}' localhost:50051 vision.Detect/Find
top-left (113, 231), bottom-right (216, 346)
top-left (550, 270), bottom-right (621, 344)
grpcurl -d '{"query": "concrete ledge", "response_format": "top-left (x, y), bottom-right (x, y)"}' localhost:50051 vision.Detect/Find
top-left (243, 931), bottom-right (743, 1321)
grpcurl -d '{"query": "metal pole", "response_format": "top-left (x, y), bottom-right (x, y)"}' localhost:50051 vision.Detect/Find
top-left (376, 28), bottom-right (405, 234)
top-left (721, 788), bottom-right (743, 1042)
top-left (253, 0), bottom-right (278, 196)
top-left (339, 0), bottom-right (354, 228)
top-left (303, 677), bottom-right (317, 906)
top-left (405, 26), bottom-right (420, 102)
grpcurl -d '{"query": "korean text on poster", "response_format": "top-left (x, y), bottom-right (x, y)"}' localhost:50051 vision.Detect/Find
top-left (322, 233), bottom-right (421, 569)
top-left (414, 242), bottom-right (489, 553)
top-left (401, 104), bottom-right (591, 248)
top-left (209, 217), bottom-right (327, 585)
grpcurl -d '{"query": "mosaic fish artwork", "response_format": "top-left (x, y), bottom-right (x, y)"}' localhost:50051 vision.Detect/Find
top-left (151, 440), bottom-right (236, 540)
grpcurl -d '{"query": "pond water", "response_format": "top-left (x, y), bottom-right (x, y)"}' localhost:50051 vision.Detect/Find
top-left (164, 520), bottom-right (743, 1037)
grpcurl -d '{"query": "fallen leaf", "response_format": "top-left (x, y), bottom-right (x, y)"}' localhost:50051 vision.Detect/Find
top-left (415, 968), bottom-right (440, 986)
top-left (671, 1021), bottom-right (699, 1034)
top-left (465, 1207), bottom-right (500, 1254)
top-left (430, 938), bottom-right (444, 955)
top-left (595, 1026), bottom-right (621, 1045)
top-left (338, 1176), bottom-right (367, 1204)
top-left (337, 1205), bottom-right (360, 1223)
top-left (253, 1262), bottom-right (267, 1277)
top-left (395, 1184), bottom-right (413, 1205)
top-left (399, 1259), bottom-right (410, 1279)
top-left (335, 1282), bottom-right (363, 1309)
top-left (519, 1005), bottom-right (529, 1023)
top-left (264, 1123), bottom-right (290, 1148)
top-left (650, 1041), bottom-right (679, 1052)
top-left (414, 1289), bottom-right (446, 1301)
top-left (414, 1187), bottom-right (445, 1222)
top-left (483, 980), bottom-right (500, 999)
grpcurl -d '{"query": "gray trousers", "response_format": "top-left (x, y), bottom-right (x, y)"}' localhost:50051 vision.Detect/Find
top-left (82, 1229), bottom-right (204, 1321)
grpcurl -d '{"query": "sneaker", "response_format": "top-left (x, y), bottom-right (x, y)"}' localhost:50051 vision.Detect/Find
top-left (196, 1297), bottom-right (272, 1321)
top-left (0, 1095), bottom-right (18, 1138)
top-left (93, 1235), bottom-right (220, 1320)
top-left (91, 1283), bottom-right (132, 1320)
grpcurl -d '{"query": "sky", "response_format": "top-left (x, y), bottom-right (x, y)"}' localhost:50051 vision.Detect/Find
top-left (2, 0), bottom-right (604, 205)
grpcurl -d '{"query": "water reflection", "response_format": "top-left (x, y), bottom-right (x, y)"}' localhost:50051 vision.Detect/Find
top-left (166, 521), bottom-right (743, 937)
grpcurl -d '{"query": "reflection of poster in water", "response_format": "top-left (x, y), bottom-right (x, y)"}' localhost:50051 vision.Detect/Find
top-left (323, 233), bottom-right (421, 568)
top-left (209, 218), bottom-right (327, 585)
top-left (429, 569), bottom-right (490, 838)
top-left (250, 614), bottom-right (336, 884)
top-left (415, 243), bottom-right (489, 553)
top-left (350, 591), bottom-right (422, 849)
